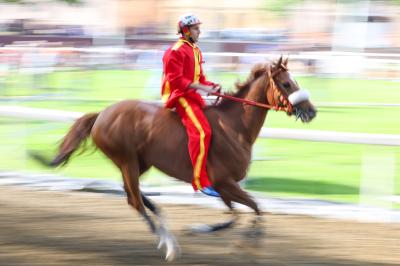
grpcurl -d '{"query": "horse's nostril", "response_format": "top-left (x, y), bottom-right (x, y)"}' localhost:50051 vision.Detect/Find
top-left (308, 109), bottom-right (316, 120)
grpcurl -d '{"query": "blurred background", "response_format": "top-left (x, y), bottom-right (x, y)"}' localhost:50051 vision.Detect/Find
top-left (0, 0), bottom-right (399, 210)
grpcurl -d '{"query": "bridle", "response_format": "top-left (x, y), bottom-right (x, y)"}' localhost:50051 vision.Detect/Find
top-left (266, 65), bottom-right (293, 113)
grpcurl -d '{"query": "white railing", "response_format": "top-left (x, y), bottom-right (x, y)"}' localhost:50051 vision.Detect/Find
top-left (1, 46), bottom-right (400, 77)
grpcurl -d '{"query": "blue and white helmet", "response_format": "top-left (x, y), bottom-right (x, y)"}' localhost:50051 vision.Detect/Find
top-left (177, 14), bottom-right (201, 34)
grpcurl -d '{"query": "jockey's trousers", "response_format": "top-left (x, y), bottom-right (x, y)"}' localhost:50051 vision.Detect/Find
top-left (176, 96), bottom-right (212, 190)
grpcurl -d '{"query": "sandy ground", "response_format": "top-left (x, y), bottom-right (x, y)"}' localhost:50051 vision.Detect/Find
top-left (0, 186), bottom-right (399, 266)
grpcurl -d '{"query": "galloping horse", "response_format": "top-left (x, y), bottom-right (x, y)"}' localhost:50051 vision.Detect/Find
top-left (33, 57), bottom-right (316, 261)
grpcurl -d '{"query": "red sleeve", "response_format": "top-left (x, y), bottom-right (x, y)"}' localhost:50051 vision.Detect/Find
top-left (199, 73), bottom-right (215, 86)
top-left (164, 49), bottom-right (192, 92)
top-left (198, 50), bottom-right (215, 86)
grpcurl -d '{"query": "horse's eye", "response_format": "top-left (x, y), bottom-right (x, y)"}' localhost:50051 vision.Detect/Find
top-left (282, 82), bottom-right (290, 89)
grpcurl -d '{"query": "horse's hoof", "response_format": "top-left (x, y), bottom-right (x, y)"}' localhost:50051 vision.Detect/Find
top-left (157, 226), bottom-right (181, 261)
top-left (165, 245), bottom-right (181, 262)
top-left (162, 240), bottom-right (181, 262)
top-left (187, 219), bottom-right (236, 234)
top-left (187, 223), bottom-right (213, 233)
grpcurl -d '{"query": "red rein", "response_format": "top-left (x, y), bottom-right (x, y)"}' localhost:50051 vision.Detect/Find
top-left (210, 90), bottom-right (279, 110)
top-left (208, 67), bottom-right (293, 113)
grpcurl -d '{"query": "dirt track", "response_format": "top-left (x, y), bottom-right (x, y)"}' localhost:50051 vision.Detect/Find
top-left (0, 186), bottom-right (399, 266)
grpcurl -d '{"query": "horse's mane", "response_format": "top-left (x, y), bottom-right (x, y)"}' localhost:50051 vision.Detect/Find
top-left (215, 62), bottom-right (270, 109)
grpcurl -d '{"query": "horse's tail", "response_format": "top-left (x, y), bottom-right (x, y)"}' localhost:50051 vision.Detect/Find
top-left (30, 113), bottom-right (99, 167)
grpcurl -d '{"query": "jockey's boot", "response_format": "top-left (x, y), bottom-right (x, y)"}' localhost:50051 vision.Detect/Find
top-left (200, 186), bottom-right (220, 197)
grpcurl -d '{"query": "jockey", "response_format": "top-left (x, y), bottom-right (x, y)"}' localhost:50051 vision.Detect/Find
top-left (161, 14), bottom-right (220, 197)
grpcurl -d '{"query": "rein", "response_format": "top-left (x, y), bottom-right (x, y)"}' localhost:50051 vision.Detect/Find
top-left (209, 90), bottom-right (281, 110)
top-left (206, 67), bottom-right (293, 113)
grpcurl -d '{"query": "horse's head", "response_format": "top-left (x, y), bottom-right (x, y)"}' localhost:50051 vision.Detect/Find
top-left (267, 57), bottom-right (317, 123)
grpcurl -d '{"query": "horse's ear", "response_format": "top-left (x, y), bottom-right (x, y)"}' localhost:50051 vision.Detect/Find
top-left (277, 56), bottom-right (283, 67)
top-left (283, 57), bottom-right (289, 67)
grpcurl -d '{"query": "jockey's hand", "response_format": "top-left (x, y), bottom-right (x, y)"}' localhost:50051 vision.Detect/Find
top-left (211, 84), bottom-right (222, 95)
top-left (189, 83), bottom-right (215, 94)
top-left (189, 83), bottom-right (220, 95)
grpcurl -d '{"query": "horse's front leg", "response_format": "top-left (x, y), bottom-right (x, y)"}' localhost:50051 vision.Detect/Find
top-left (188, 208), bottom-right (238, 233)
top-left (217, 180), bottom-right (265, 240)
top-left (185, 183), bottom-right (238, 234)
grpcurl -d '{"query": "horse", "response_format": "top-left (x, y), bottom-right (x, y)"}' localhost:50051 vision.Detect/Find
top-left (32, 57), bottom-right (316, 261)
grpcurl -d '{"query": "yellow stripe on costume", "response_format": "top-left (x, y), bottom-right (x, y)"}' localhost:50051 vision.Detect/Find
top-left (162, 80), bottom-right (171, 103)
top-left (178, 97), bottom-right (205, 190)
top-left (193, 48), bottom-right (200, 82)
top-left (181, 39), bottom-right (195, 48)
top-left (172, 40), bottom-right (184, 51)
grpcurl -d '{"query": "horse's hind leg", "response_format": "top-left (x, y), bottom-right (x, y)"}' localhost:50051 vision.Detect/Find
top-left (140, 192), bottom-right (181, 260)
top-left (121, 159), bottom-right (180, 261)
top-left (141, 193), bottom-right (159, 215)
top-left (121, 160), bottom-right (156, 232)
top-left (121, 161), bottom-right (158, 233)
top-left (138, 161), bottom-right (160, 217)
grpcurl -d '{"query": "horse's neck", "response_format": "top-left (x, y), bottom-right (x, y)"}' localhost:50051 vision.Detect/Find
top-left (230, 76), bottom-right (269, 144)
top-left (245, 77), bottom-right (270, 143)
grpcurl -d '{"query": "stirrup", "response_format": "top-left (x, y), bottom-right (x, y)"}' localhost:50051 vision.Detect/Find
top-left (200, 186), bottom-right (220, 197)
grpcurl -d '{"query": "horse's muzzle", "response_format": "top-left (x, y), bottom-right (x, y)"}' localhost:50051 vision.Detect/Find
top-left (293, 105), bottom-right (317, 123)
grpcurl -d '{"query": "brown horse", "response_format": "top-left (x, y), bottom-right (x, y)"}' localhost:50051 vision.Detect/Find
top-left (32, 57), bottom-right (316, 261)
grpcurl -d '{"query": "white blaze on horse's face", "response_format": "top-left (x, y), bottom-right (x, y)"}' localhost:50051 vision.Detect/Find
top-left (286, 72), bottom-right (310, 105)
top-left (288, 89), bottom-right (310, 106)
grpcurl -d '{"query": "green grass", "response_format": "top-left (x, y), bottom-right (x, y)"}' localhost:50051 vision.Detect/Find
top-left (249, 138), bottom-right (400, 203)
top-left (0, 69), bottom-right (399, 206)
top-left (266, 106), bottom-right (400, 134)
top-left (0, 119), bottom-right (121, 179)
